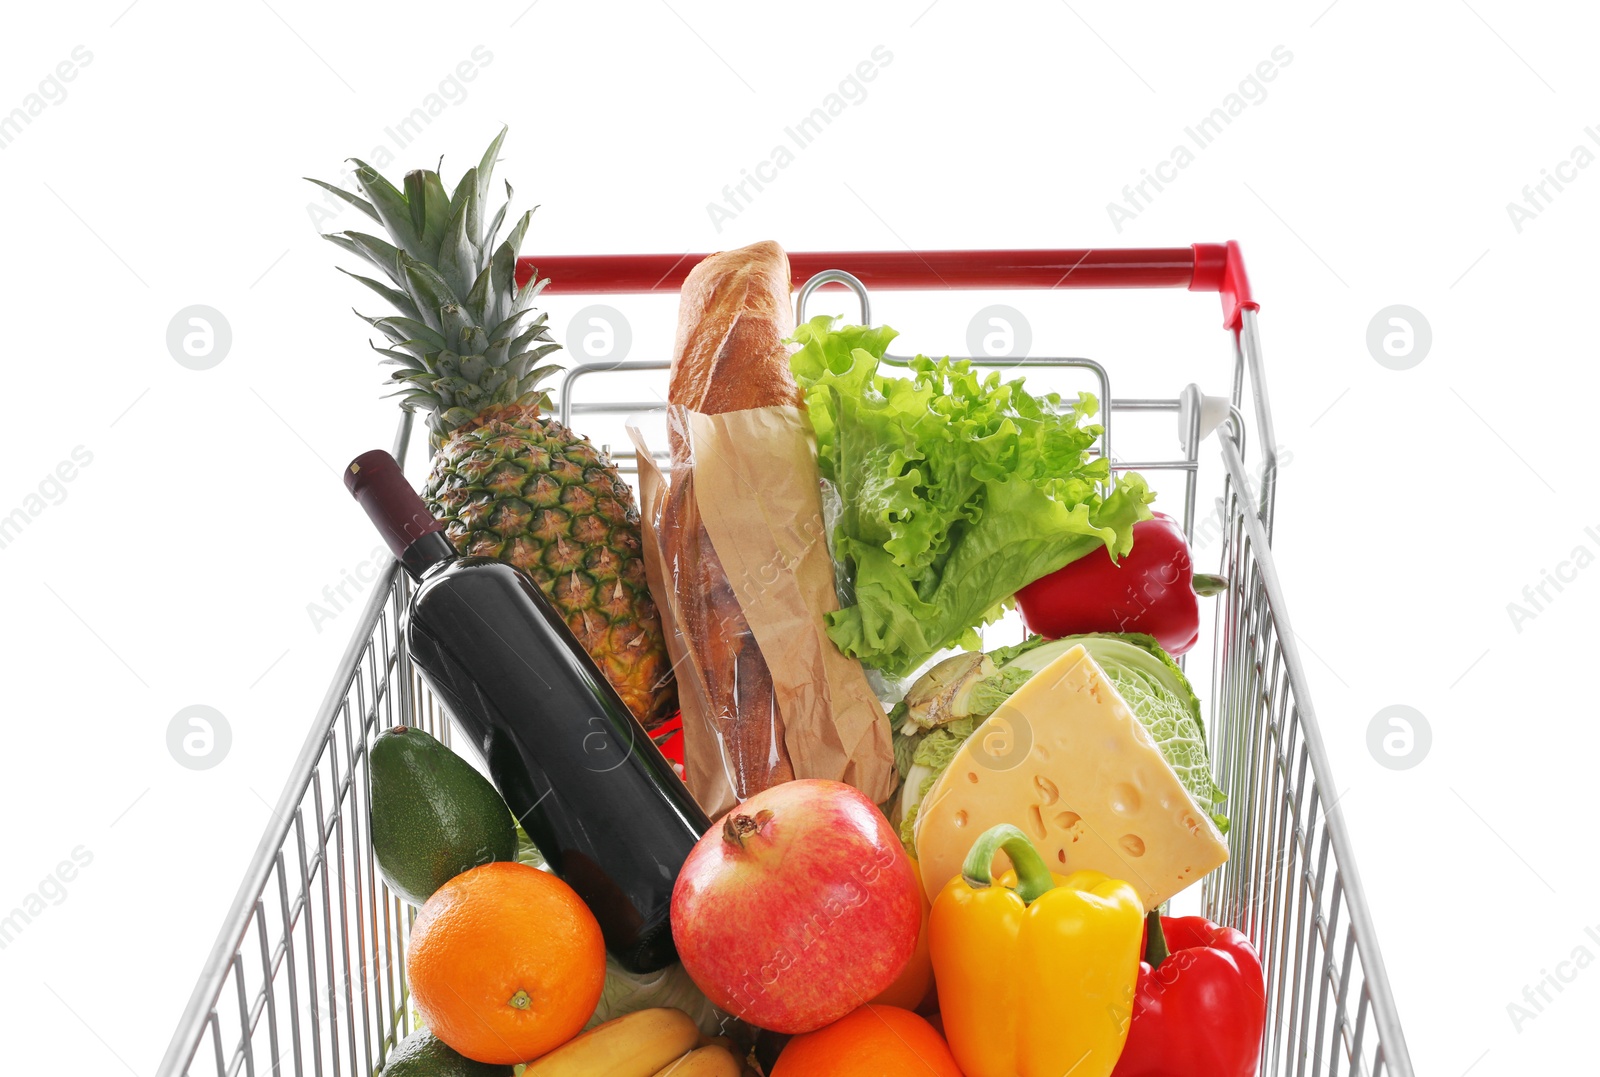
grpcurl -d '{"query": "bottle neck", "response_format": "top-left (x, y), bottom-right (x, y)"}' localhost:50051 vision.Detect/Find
top-left (344, 449), bottom-right (452, 580)
top-left (400, 531), bottom-right (458, 580)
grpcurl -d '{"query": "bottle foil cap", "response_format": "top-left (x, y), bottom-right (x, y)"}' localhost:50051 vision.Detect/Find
top-left (344, 449), bottom-right (444, 560)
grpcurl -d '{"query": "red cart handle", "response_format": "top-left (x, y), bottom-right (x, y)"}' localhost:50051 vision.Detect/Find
top-left (515, 241), bottom-right (1255, 331)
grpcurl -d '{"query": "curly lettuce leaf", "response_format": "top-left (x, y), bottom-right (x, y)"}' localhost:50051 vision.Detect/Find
top-left (790, 315), bottom-right (1154, 678)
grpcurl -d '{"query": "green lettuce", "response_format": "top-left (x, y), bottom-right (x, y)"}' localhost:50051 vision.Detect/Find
top-left (790, 316), bottom-right (1155, 679)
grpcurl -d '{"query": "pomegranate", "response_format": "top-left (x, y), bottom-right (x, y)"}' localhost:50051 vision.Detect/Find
top-left (670, 779), bottom-right (922, 1034)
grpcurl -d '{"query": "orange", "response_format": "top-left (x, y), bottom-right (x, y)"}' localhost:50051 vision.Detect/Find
top-left (772, 1005), bottom-right (963, 1077)
top-left (408, 862), bottom-right (606, 1064)
top-left (870, 890), bottom-right (934, 1012)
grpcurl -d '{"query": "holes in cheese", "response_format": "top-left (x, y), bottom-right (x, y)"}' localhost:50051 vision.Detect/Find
top-left (1027, 805), bottom-right (1047, 841)
top-left (1110, 782), bottom-right (1141, 816)
top-left (912, 644), bottom-right (1229, 910)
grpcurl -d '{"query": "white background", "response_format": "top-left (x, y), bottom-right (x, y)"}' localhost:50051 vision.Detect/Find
top-left (0, 1), bottom-right (1591, 1073)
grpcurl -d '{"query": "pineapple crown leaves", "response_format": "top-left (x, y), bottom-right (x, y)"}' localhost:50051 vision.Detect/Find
top-left (308, 127), bottom-right (561, 445)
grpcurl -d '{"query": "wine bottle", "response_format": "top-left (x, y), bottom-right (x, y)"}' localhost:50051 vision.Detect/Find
top-left (345, 449), bottom-right (709, 973)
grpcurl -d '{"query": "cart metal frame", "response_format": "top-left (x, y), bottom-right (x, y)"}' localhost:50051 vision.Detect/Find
top-left (158, 244), bottom-right (1413, 1077)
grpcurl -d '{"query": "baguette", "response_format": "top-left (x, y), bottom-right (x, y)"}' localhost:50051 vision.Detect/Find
top-left (669, 240), bottom-right (803, 414)
top-left (666, 241), bottom-right (798, 798)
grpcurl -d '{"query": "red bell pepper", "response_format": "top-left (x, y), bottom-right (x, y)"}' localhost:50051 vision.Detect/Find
top-left (1014, 512), bottom-right (1224, 655)
top-left (650, 710), bottom-right (685, 779)
top-left (1112, 911), bottom-right (1267, 1077)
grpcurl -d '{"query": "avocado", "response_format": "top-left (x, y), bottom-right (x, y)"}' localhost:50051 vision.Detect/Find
top-left (380, 1027), bottom-right (512, 1076)
top-left (369, 726), bottom-right (517, 907)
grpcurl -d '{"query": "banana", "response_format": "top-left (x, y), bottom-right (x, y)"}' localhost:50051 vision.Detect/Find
top-left (522, 1007), bottom-right (700, 1077)
top-left (649, 1044), bottom-right (741, 1077)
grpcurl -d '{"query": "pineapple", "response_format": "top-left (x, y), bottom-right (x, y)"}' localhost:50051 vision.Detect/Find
top-left (312, 129), bottom-right (675, 725)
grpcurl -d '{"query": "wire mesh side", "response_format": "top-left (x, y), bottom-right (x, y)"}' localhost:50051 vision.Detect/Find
top-left (1203, 436), bottom-right (1412, 1077)
top-left (164, 292), bottom-right (1416, 1077)
top-left (161, 566), bottom-right (447, 1077)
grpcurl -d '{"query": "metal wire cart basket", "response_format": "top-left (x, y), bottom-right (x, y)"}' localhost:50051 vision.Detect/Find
top-left (159, 244), bottom-right (1415, 1077)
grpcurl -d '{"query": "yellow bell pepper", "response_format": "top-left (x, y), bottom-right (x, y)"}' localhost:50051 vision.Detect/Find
top-left (929, 823), bottom-right (1145, 1077)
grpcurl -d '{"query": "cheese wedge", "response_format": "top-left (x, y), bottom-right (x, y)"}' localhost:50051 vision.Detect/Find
top-left (913, 644), bottom-right (1228, 909)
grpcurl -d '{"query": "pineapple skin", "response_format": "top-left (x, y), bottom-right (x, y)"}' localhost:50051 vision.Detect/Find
top-left (423, 403), bottom-right (674, 726)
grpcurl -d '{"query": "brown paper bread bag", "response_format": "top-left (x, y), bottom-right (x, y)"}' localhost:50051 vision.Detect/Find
top-left (630, 409), bottom-right (895, 818)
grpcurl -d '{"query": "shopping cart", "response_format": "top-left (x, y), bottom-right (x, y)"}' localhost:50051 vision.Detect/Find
top-left (157, 244), bottom-right (1414, 1077)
